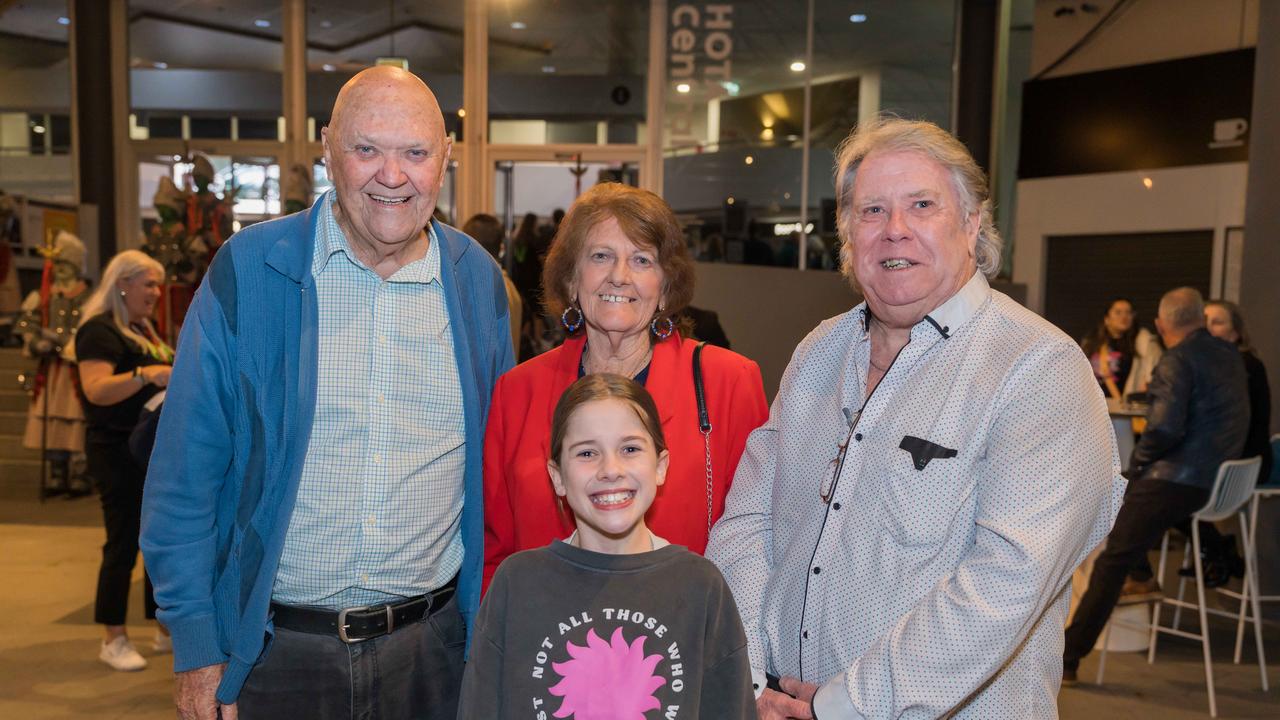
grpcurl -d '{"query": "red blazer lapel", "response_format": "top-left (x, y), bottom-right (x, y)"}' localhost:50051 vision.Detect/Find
top-left (544, 335), bottom-right (589, 428)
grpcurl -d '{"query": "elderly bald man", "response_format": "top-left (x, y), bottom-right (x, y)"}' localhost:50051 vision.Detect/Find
top-left (141, 67), bottom-right (514, 720)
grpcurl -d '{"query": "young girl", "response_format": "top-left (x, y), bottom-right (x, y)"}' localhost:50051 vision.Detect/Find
top-left (459, 374), bottom-right (756, 719)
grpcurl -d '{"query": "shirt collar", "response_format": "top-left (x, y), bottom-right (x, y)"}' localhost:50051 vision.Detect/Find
top-left (855, 270), bottom-right (990, 342)
top-left (312, 190), bottom-right (441, 284)
top-left (921, 270), bottom-right (990, 340)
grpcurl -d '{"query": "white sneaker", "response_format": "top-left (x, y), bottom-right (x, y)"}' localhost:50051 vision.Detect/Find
top-left (153, 632), bottom-right (172, 654)
top-left (99, 636), bottom-right (148, 671)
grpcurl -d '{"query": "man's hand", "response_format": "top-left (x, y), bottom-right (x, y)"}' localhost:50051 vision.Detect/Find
top-left (175, 664), bottom-right (237, 720)
top-left (780, 676), bottom-right (820, 704)
top-left (757, 681), bottom-right (816, 720)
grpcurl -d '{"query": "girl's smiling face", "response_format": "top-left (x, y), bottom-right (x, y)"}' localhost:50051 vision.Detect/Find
top-left (547, 397), bottom-right (669, 555)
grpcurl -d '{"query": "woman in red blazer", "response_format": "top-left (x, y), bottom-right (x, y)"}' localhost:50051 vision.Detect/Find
top-left (482, 184), bottom-right (768, 592)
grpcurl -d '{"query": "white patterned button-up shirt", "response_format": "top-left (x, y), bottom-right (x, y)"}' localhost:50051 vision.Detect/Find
top-left (708, 272), bottom-right (1125, 718)
top-left (273, 191), bottom-right (466, 609)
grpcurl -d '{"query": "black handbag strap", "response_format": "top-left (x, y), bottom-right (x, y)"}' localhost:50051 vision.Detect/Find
top-left (693, 342), bottom-right (713, 537)
top-left (693, 341), bottom-right (711, 432)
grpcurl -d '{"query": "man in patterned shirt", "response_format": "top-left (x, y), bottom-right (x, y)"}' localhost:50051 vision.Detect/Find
top-left (142, 67), bottom-right (513, 719)
top-left (708, 117), bottom-right (1125, 719)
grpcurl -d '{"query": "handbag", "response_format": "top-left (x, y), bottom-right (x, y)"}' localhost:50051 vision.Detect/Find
top-left (692, 341), bottom-right (713, 536)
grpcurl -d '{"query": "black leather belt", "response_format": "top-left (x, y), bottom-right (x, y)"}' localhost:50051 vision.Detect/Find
top-left (270, 576), bottom-right (457, 644)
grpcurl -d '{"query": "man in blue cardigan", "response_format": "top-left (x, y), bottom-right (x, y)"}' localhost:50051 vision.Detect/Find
top-left (141, 67), bottom-right (513, 720)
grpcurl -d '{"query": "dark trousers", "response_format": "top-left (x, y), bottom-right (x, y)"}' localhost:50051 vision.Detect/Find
top-left (239, 595), bottom-right (467, 720)
top-left (1063, 476), bottom-right (1209, 668)
top-left (89, 437), bottom-right (156, 625)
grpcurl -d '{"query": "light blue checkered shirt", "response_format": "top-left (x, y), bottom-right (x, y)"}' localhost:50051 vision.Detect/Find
top-left (273, 191), bottom-right (466, 609)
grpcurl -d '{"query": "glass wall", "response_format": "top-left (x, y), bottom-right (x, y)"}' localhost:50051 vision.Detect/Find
top-left (0, 0), bottom-right (74, 201)
top-left (2, 0), bottom-right (969, 287)
top-left (0, 0), bottom-right (75, 291)
top-left (661, 0), bottom-right (957, 269)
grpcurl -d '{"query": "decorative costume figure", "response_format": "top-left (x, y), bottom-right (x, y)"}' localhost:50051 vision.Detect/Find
top-left (142, 155), bottom-right (235, 341)
top-left (185, 154), bottom-right (235, 267)
top-left (16, 230), bottom-right (90, 498)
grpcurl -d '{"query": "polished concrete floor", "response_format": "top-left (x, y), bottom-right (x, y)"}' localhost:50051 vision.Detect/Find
top-left (1, 486), bottom-right (1277, 719)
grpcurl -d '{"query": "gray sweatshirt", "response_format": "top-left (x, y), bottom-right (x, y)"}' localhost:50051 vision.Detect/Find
top-left (458, 540), bottom-right (757, 719)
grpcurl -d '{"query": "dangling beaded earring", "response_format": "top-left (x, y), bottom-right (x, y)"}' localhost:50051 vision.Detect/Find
top-left (561, 303), bottom-right (584, 333)
top-left (650, 313), bottom-right (674, 340)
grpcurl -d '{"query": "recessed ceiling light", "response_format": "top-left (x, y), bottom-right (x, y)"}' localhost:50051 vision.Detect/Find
top-left (676, 83), bottom-right (691, 93)
top-left (790, 61), bottom-right (806, 72)
top-left (1142, 177), bottom-right (1153, 189)
top-left (254, 19), bottom-right (271, 28)
top-left (322, 63), bottom-right (336, 72)
top-left (511, 21), bottom-right (527, 30)
top-left (57, 16), bottom-right (70, 26)
top-left (155, 61), bottom-right (168, 69)
top-left (850, 13), bottom-right (868, 23)
top-left (726, 197), bottom-right (735, 205)
top-left (32, 125), bottom-right (46, 134)
top-left (457, 108), bottom-right (466, 118)
top-left (542, 65), bottom-right (556, 73)
top-left (744, 156), bottom-right (754, 165)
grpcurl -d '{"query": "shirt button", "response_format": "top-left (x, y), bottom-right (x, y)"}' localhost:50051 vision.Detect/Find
top-left (377, 393), bottom-right (386, 403)
top-left (812, 567), bottom-right (821, 575)
top-left (360, 573), bottom-right (369, 583)
top-left (854, 433), bottom-right (863, 442)
top-left (367, 515), bottom-right (376, 526)
top-left (372, 453), bottom-right (382, 464)
top-left (832, 502), bottom-right (842, 510)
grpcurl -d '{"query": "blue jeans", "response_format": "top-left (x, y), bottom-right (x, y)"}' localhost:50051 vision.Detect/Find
top-left (238, 595), bottom-right (466, 720)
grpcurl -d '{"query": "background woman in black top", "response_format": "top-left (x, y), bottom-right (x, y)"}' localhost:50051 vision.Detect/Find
top-left (1206, 301), bottom-right (1272, 481)
top-left (1081, 297), bottom-right (1162, 400)
top-left (74, 249), bottom-right (173, 672)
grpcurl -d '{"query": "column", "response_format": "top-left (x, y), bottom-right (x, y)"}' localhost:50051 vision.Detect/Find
top-left (1239, 0), bottom-right (1280, 611)
top-left (281, 0), bottom-right (309, 212)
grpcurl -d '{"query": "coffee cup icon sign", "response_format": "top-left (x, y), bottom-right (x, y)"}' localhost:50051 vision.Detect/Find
top-left (1211, 118), bottom-right (1248, 147)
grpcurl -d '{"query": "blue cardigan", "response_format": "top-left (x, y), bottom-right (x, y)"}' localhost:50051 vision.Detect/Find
top-left (140, 199), bottom-right (514, 703)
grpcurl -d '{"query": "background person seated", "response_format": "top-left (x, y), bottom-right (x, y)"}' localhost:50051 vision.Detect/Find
top-left (1063, 287), bottom-right (1248, 684)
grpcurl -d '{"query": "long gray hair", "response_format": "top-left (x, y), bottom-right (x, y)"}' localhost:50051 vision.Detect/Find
top-left (78, 249), bottom-right (171, 359)
top-left (834, 116), bottom-right (1002, 286)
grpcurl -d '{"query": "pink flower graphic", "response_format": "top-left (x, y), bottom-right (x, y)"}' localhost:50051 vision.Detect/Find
top-left (548, 627), bottom-right (666, 719)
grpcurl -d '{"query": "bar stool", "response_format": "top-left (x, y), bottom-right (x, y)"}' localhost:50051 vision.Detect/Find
top-left (1228, 436), bottom-right (1280, 665)
top-left (1096, 456), bottom-right (1265, 717)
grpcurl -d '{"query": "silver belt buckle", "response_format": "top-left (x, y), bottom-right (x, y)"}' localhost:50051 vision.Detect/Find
top-left (337, 604), bottom-right (395, 644)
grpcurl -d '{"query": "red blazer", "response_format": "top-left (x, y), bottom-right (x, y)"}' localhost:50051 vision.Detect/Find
top-left (482, 333), bottom-right (768, 592)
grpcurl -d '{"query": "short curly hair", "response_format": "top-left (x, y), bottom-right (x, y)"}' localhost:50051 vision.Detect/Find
top-left (541, 183), bottom-right (695, 338)
top-left (834, 116), bottom-right (1002, 288)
